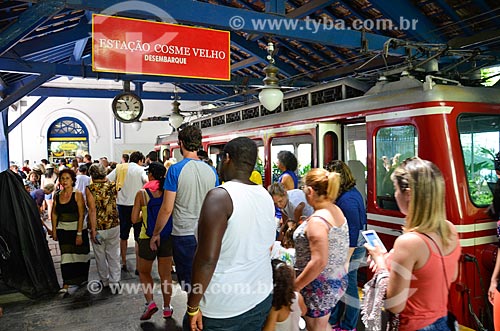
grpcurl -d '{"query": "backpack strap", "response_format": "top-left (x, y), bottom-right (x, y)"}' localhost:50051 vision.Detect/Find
top-left (141, 189), bottom-right (149, 205)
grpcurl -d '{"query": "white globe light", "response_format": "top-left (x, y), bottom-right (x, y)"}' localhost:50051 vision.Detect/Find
top-left (169, 112), bottom-right (184, 129)
top-left (259, 88), bottom-right (283, 111)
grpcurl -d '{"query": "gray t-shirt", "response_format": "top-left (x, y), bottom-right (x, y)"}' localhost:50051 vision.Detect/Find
top-left (282, 189), bottom-right (313, 221)
top-left (164, 158), bottom-right (219, 236)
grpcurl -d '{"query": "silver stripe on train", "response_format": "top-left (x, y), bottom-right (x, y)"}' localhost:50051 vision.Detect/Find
top-left (368, 213), bottom-right (496, 247)
top-left (366, 106), bottom-right (453, 122)
top-left (367, 213), bottom-right (405, 226)
top-left (203, 123), bottom-right (317, 143)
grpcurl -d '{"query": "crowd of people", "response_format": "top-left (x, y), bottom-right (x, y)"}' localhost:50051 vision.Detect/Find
top-left (5, 125), bottom-right (468, 331)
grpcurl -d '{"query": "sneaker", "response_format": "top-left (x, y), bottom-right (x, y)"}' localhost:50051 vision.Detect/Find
top-left (140, 302), bottom-right (158, 320)
top-left (162, 305), bottom-right (173, 319)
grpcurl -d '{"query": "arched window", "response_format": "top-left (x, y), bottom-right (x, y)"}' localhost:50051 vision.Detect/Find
top-left (47, 117), bottom-right (89, 163)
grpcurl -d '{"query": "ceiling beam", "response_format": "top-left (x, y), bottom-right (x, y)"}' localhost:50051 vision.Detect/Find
top-left (0, 57), bottom-right (313, 90)
top-left (0, 72), bottom-right (53, 113)
top-left (287, 0), bottom-right (335, 18)
top-left (12, 17), bottom-right (89, 58)
top-left (367, 0), bottom-right (445, 43)
top-left (68, 37), bottom-right (89, 63)
top-left (28, 87), bottom-right (238, 101)
top-left (231, 34), bottom-right (301, 77)
top-left (265, 0), bottom-right (286, 15)
top-left (0, 0), bottom-right (66, 56)
top-left (231, 56), bottom-right (260, 71)
top-left (7, 96), bottom-right (47, 133)
top-left (60, 0), bottom-right (397, 51)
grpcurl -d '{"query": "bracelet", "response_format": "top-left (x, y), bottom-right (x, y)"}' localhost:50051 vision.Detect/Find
top-left (187, 304), bottom-right (199, 311)
top-left (76, 232), bottom-right (82, 236)
top-left (186, 307), bottom-right (200, 316)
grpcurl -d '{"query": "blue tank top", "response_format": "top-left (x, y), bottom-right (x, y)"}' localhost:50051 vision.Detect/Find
top-left (278, 170), bottom-right (298, 189)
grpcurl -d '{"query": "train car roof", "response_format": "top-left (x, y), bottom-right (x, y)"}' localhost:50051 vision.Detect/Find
top-left (156, 76), bottom-right (500, 143)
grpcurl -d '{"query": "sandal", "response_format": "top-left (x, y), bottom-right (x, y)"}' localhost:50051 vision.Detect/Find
top-left (58, 288), bottom-right (69, 298)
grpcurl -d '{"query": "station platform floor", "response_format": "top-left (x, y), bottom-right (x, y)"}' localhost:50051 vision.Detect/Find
top-left (0, 234), bottom-right (186, 331)
top-left (0, 229), bottom-right (476, 331)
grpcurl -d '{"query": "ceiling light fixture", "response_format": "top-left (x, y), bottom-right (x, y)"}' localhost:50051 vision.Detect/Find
top-left (170, 86), bottom-right (184, 130)
top-left (258, 42), bottom-right (283, 111)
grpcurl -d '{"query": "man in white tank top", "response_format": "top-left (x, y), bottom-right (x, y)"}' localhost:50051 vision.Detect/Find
top-left (186, 137), bottom-right (276, 331)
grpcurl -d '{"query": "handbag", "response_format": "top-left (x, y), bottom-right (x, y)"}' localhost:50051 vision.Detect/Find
top-left (422, 233), bottom-right (459, 331)
top-left (385, 310), bottom-right (400, 331)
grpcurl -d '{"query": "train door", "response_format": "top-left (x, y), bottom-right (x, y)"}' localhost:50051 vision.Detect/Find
top-left (318, 122), bottom-right (342, 168)
top-left (270, 135), bottom-right (313, 185)
top-left (344, 123), bottom-right (367, 203)
top-left (319, 122), bottom-right (367, 202)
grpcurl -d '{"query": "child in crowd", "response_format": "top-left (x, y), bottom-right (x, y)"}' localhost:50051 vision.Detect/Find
top-left (263, 259), bottom-right (306, 331)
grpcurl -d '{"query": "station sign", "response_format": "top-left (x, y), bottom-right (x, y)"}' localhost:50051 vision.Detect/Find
top-left (92, 14), bottom-right (230, 80)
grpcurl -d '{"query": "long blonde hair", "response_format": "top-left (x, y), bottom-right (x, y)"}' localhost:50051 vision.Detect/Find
top-left (304, 168), bottom-right (340, 202)
top-left (391, 157), bottom-right (451, 246)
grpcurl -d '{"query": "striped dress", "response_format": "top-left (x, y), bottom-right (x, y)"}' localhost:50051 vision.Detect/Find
top-left (55, 191), bottom-right (90, 286)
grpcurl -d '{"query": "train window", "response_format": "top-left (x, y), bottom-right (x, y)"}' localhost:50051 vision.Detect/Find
top-left (208, 145), bottom-right (225, 171)
top-left (207, 141), bottom-right (265, 183)
top-left (458, 114), bottom-right (500, 207)
top-left (162, 148), bottom-right (170, 163)
top-left (375, 125), bottom-right (417, 211)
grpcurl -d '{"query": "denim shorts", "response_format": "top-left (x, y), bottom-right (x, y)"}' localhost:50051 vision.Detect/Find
top-left (417, 316), bottom-right (449, 331)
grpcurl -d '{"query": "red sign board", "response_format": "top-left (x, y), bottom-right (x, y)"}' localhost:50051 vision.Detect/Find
top-left (92, 14), bottom-right (230, 80)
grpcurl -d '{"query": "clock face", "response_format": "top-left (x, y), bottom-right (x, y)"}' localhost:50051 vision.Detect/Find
top-left (112, 92), bottom-right (144, 123)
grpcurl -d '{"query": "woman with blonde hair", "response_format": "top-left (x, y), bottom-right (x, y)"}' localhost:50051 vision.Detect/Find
top-left (293, 168), bottom-right (349, 331)
top-left (366, 157), bottom-right (461, 331)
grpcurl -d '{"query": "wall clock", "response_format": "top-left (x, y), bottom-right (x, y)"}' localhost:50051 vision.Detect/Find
top-left (112, 92), bottom-right (143, 123)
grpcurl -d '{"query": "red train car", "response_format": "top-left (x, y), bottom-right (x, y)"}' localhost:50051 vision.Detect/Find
top-left (156, 75), bottom-right (500, 329)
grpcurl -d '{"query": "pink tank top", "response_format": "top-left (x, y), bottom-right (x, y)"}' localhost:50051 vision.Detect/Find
top-left (391, 232), bottom-right (461, 331)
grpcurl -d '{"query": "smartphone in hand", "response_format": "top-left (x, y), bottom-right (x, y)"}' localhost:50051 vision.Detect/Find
top-left (362, 230), bottom-right (387, 253)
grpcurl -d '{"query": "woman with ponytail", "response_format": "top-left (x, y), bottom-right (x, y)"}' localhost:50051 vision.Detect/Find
top-left (293, 168), bottom-right (349, 331)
